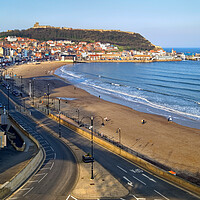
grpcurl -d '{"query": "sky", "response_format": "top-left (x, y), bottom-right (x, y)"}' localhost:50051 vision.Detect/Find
top-left (1, 0), bottom-right (200, 48)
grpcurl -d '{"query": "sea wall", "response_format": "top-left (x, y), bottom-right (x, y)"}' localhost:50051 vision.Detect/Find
top-left (78, 59), bottom-right (182, 63)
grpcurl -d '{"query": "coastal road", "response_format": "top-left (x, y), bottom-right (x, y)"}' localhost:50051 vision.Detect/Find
top-left (0, 89), bottom-right (78, 200)
top-left (8, 112), bottom-right (78, 200)
top-left (1, 86), bottom-right (200, 200)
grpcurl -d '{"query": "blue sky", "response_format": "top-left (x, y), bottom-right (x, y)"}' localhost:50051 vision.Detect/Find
top-left (1, 0), bottom-right (200, 47)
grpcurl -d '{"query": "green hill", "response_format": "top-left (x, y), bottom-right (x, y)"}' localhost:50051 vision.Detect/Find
top-left (0, 28), bottom-right (155, 51)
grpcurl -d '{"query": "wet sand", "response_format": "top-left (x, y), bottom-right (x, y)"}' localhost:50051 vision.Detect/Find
top-left (7, 61), bottom-right (200, 184)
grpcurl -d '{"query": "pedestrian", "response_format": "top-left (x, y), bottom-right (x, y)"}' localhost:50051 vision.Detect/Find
top-left (168, 116), bottom-right (173, 122)
top-left (141, 119), bottom-right (146, 124)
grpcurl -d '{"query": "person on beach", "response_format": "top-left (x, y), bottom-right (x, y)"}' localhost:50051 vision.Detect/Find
top-left (168, 116), bottom-right (173, 122)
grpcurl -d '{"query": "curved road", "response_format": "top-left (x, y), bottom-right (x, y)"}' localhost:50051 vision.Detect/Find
top-left (1, 85), bottom-right (200, 200)
top-left (0, 89), bottom-right (78, 200)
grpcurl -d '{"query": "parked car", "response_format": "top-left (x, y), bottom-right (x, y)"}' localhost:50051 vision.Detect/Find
top-left (12, 90), bottom-right (20, 97)
top-left (82, 153), bottom-right (94, 163)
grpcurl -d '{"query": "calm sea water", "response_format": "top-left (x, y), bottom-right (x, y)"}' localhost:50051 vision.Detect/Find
top-left (164, 47), bottom-right (200, 55)
top-left (55, 50), bottom-right (200, 129)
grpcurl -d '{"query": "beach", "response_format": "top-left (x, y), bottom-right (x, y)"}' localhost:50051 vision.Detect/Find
top-left (7, 61), bottom-right (200, 184)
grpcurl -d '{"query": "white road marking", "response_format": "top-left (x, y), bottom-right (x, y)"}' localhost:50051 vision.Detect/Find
top-left (38, 173), bottom-right (48, 183)
top-left (71, 195), bottom-right (78, 200)
top-left (40, 141), bottom-right (48, 145)
top-left (27, 180), bottom-right (38, 183)
top-left (46, 153), bottom-right (55, 157)
top-left (44, 149), bottom-right (52, 153)
top-left (41, 144), bottom-right (49, 148)
top-left (36, 135), bottom-right (42, 139)
top-left (130, 168), bottom-right (143, 173)
top-left (50, 162), bottom-right (54, 170)
top-left (66, 195), bottom-right (71, 200)
top-left (128, 182), bottom-right (134, 187)
top-left (40, 167), bottom-right (51, 170)
top-left (132, 175), bottom-right (146, 185)
top-left (23, 187), bottom-right (34, 196)
top-left (9, 197), bottom-right (18, 199)
top-left (66, 195), bottom-right (78, 200)
top-left (44, 161), bottom-right (52, 165)
top-left (35, 173), bottom-right (46, 176)
top-left (142, 173), bottom-right (156, 183)
top-left (123, 176), bottom-right (133, 187)
top-left (20, 188), bottom-right (30, 191)
top-left (50, 146), bottom-right (55, 152)
top-left (117, 165), bottom-right (127, 173)
top-left (154, 190), bottom-right (170, 200)
top-left (131, 194), bottom-right (146, 200)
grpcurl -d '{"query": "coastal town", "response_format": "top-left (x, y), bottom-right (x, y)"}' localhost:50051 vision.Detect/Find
top-left (1, 35), bottom-right (200, 66)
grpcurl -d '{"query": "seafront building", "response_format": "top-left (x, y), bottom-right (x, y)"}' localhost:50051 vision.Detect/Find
top-left (0, 36), bottom-right (199, 66)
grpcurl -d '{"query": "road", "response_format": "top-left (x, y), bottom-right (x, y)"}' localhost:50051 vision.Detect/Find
top-left (1, 85), bottom-right (200, 200)
top-left (0, 89), bottom-right (78, 200)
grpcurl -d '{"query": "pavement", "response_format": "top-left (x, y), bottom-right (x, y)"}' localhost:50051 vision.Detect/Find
top-left (62, 137), bottom-right (129, 199)
top-left (0, 131), bottom-right (37, 187)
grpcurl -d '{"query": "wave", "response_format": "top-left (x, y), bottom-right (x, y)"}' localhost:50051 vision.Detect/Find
top-left (57, 67), bottom-right (200, 107)
top-left (55, 64), bottom-right (200, 120)
top-left (82, 82), bottom-right (200, 120)
top-left (148, 83), bottom-right (200, 93)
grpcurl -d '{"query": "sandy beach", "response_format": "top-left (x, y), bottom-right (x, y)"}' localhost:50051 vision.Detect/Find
top-left (7, 61), bottom-right (200, 185)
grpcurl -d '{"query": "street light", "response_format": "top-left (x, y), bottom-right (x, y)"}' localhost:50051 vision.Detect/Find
top-left (116, 128), bottom-right (121, 145)
top-left (58, 98), bottom-right (61, 138)
top-left (23, 98), bottom-right (26, 112)
top-left (47, 83), bottom-right (50, 114)
top-left (76, 108), bottom-right (80, 124)
top-left (20, 75), bottom-right (23, 94)
top-left (7, 84), bottom-right (10, 115)
top-left (116, 128), bottom-right (122, 154)
top-left (80, 115), bottom-right (104, 179)
top-left (32, 78), bottom-right (35, 105)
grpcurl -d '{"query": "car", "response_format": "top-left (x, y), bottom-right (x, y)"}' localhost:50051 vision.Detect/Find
top-left (82, 153), bottom-right (94, 163)
top-left (0, 103), bottom-right (2, 108)
top-left (1, 82), bottom-right (6, 87)
top-left (12, 90), bottom-right (20, 97)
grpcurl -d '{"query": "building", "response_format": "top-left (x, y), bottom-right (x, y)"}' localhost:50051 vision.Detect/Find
top-left (7, 36), bottom-right (17, 42)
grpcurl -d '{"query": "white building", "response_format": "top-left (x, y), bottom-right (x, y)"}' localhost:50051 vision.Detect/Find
top-left (7, 36), bottom-right (17, 42)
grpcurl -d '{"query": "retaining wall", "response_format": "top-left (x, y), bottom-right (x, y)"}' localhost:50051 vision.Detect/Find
top-left (0, 116), bottom-right (45, 199)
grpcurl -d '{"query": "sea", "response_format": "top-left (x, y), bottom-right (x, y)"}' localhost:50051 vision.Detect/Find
top-left (55, 48), bottom-right (200, 129)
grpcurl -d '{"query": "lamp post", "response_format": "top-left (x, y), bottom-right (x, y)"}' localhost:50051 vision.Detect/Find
top-left (76, 108), bottom-right (80, 124)
top-left (116, 128), bottom-right (121, 145)
top-left (23, 98), bottom-right (26, 112)
top-left (20, 75), bottom-right (23, 94)
top-left (32, 78), bottom-right (35, 105)
top-left (7, 85), bottom-right (10, 115)
top-left (58, 98), bottom-right (61, 138)
top-left (80, 115), bottom-right (104, 179)
top-left (90, 116), bottom-right (94, 179)
top-left (116, 128), bottom-right (121, 154)
top-left (47, 83), bottom-right (50, 114)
